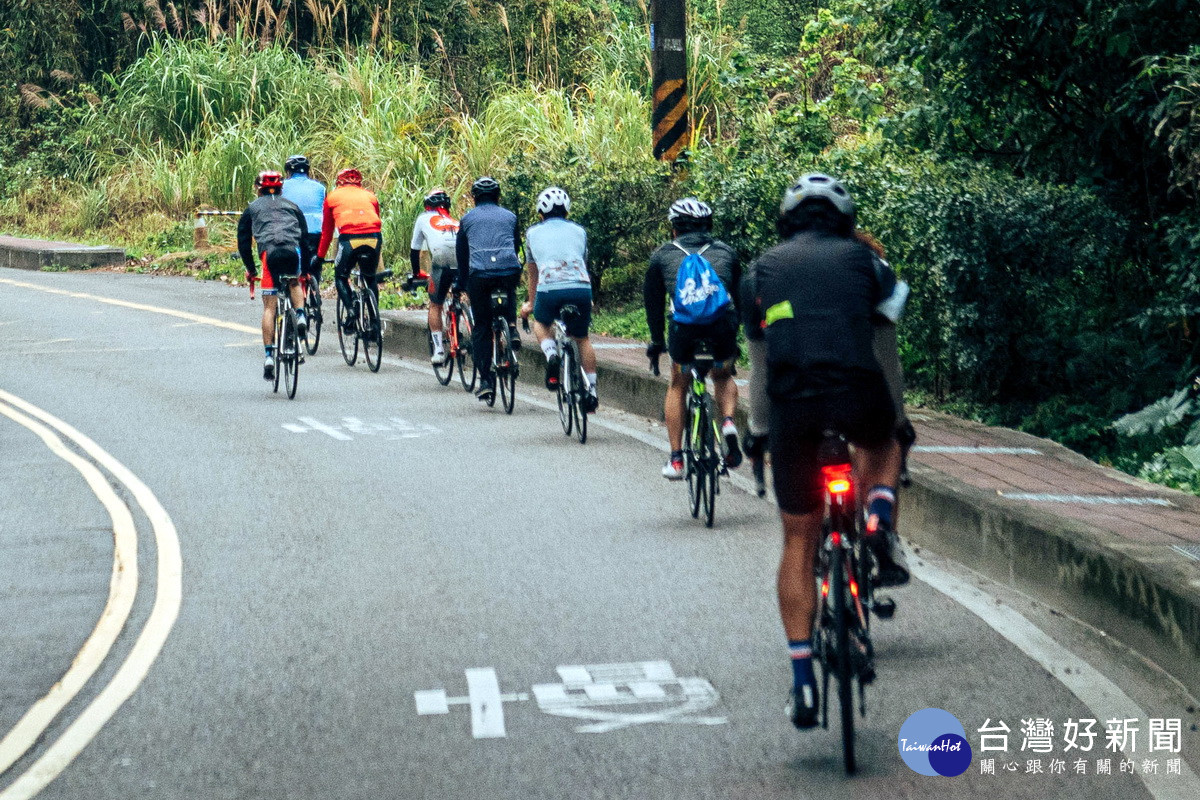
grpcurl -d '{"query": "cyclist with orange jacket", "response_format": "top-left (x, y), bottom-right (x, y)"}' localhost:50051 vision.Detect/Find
top-left (315, 168), bottom-right (384, 333)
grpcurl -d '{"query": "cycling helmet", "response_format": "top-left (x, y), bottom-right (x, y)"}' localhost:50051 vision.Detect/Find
top-left (471, 176), bottom-right (500, 197)
top-left (424, 188), bottom-right (451, 209)
top-left (284, 154), bottom-right (310, 176)
top-left (780, 173), bottom-right (854, 219)
top-left (536, 186), bottom-right (571, 214)
top-left (335, 168), bottom-right (363, 187)
top-left (667, 197), bottom-right (712, 223)
top-left (255, 170), bottom-right (284, 194)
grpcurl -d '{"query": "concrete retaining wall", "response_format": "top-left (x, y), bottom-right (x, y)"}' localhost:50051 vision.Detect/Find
top-left (0, 235), bottom-right (125, 271)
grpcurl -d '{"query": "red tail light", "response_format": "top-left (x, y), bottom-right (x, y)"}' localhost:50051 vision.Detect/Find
top-left (822, 463), bottom-right (853, 496)
top-left (821, 578), bottom-right (829, 597)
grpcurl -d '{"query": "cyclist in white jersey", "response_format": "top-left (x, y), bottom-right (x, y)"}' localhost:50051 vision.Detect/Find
top-left (519, 186), bottom-right (599, 411)
top-left (410, 188), bottom-right (461, 365)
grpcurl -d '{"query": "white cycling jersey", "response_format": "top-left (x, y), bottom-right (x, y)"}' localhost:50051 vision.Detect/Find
top-left (410, 209), bottom-right (459, 269)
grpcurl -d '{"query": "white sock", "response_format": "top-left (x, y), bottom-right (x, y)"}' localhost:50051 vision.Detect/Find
top-left (586, 372), bottom-right (597, 389)
top-left (541, 340), bottom-right (557, 359)
top-left (432, 331), bottom-right (444, 349)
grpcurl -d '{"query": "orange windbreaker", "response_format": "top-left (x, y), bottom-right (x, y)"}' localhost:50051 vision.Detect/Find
top-left (317, 185), bottom-right (383, 258)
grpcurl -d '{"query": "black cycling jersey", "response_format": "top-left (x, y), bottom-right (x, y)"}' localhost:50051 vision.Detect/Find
top-left (742, 230), bottom-right (893, 399)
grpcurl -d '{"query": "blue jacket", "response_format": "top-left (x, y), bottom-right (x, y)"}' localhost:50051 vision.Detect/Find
top-left (281, 175), bottom-right (326, 234)
top-left (456, 201), bottom-right (522, 277)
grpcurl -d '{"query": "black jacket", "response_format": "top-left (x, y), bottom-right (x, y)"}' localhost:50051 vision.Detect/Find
top-left (237, 194), bottom-right (310, 273)
top-left (643, 232), bottom-right (741, 343)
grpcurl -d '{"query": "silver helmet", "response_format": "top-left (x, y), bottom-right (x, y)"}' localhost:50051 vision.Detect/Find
top-left (667, 197), bottom-right (712, 223)
top-left (536, 186), bottom-right (571, 214)
top-left (780, 173), bottom-right (854, 218)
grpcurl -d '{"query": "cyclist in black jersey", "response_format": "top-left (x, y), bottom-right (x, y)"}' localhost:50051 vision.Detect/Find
top-left (741, 174), bottom-right (909, 730)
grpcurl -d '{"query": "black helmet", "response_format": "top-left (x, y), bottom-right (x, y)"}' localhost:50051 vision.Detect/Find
top-left (471, 176), bottom-right (500, 198)
top-left (424, 188), bottom-right (451, 209)
top-left (284, 154), bottom-right (310, 176)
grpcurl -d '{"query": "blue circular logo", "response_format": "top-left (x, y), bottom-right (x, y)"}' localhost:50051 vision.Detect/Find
top-left (898, 709), bottom-right (972, 776)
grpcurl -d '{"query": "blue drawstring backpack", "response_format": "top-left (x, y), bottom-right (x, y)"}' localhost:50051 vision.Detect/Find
top-left (671, 242), bottom-right (730, 325)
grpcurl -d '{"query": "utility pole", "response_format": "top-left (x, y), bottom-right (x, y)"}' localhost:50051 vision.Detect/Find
top-left (650, 0), bottom-right (689, 163)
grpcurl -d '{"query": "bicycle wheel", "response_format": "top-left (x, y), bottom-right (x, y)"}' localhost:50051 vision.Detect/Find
top-left (431, 329), bottom-right (454, 385)
top-left (283, 310), bottom-right (299, 399)
top-left (304, 280), bottom-right (322, 355)
top-left (704, 411), bottom-right (719, 526)
top-left (272, 313), bottom-right (283, 394)
top-left (456, 307), bottom-right (477, 392)
top-left (829, 543), bottom-right (857, 774)
top-left (569, 341), bottom-right (587, 444)
top-left (686, 397), bottom-right (703, 519)
top-left (496, 325), bottom-right (516, 414)
top-left (362, 291), bottom-right (383, 372)
top-left (557, 346), bottom-right (573, 436)
top-left (337, 294), bottom-right (358, 366)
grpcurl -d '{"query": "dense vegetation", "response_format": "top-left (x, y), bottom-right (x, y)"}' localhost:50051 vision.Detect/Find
top-left (2, 1), bottom-right (1199, 491)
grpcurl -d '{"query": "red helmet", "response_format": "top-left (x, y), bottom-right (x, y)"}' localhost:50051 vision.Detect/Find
top-left (336, 168), bottom-right (363, 187)
top-left (255, 170), bottom-right (284, 194)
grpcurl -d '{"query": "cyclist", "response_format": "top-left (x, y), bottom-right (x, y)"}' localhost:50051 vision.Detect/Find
top-left (644, 198), bottom-right (743, 478)
top-left (410, 188), bottom-right (460, 366)
top-left (740, 173), bottom-right (909, 730)
top-left (315, 168), bottom-right (383, 334)
top-left (456, 176), bottom-right (522, 404)
top-left (518, 187), bottom-right (599, 411)
top-left (281, 154), bottom-right (325, 286)
top-left (237, 170), bottom-right (310, 381)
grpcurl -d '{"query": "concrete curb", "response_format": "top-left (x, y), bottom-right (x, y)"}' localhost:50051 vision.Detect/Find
top-left (381, 310), bottom-right (1200, 695)
top-left (0, 236), bottom-right (125, 271)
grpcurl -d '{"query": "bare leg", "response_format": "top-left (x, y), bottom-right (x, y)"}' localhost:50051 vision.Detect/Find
top-left (289, 282), bottom-right (305, 313)
top-left (261, 295), bottom-right (277, 345)
top-left (428, 303), bottom-right (443, 334)
top-left (665, 365), bottom-right (688, 451)
top-left (532, 319), bottom-right (553, 346)
top-left (778, 509), bottom-right (823, 641)
top-left (575, 337), bottom-right (597, 374)
top-left (711, 367), bottom-right (739, 420)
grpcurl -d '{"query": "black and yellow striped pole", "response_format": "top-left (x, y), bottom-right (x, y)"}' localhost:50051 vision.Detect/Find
top-left (651, 0), bottom-right (689, 162)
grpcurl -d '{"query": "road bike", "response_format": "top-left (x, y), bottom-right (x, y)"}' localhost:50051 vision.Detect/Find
top-left (301, 271), bottom-right (323, 355)
top-left (250, 276), bottom-right (300, 399)
top-left (811, 431), bottom-right (896, 775)
top-left (486, 288), bottom-right (519, 414)
top-left (525, 306), bottom-right (589, 443)
top-left (337, 267), bottom-right (390, 372)
top-left (407, 274), bottom-right (476, 392)
top-left (681, 341), bottom-right (726, 527)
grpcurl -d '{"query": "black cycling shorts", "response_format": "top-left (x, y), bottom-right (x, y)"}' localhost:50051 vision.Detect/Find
top-left (429, 265), bottom-right (457, 305)
top-left (260, 246), bottom-right (302, 295)
top-left (533, 287), bottom-right (593, 338)
top-left (769, 371), bottom-right (896, 515)
top-left (668, 308), bottom-right (739, 367)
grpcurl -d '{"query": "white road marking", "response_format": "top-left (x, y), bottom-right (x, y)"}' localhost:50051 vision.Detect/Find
top-left (1001, 492), bottom-right (1172, 506)
top-left (0, 277), bottom-right (258, 335)
top-left (0, 400), bottom-right (138, 775)
top-left (532, 661), bottom-right (726, 734)
top-left (294, 416), bottom-right (353, 441)
top-left (0, 389), bottom-right (182, 800)
top-left (914, 558), bottom-right (1200, 798)
top-left (914, 445), bottom-right (1041, 455)
top-left (591, 343), bottom-right (644, 350)
top-left (1171, 546), bottom-right (1200, 562)
top-left (465, 668), bottom-right (507, 739)
top-left (414, 690), bottom-right (451, 715)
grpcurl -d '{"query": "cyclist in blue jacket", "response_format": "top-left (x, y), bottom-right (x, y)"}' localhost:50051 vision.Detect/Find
top-left (456, 176), bottom-right (523, 404)
top-left (281, 155), bottom-right (326, 285)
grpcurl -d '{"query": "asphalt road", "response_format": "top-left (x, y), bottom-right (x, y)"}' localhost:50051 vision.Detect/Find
top-left (1, 267), bottom-right (1198, 800)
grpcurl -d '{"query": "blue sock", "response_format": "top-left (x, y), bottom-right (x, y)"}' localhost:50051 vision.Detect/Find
top-left (265, 345), bottom-right (274, 358)
top-left (866, 485), bottom-right (896, 533)
top-left (789, 639), bottom-right (815, 689)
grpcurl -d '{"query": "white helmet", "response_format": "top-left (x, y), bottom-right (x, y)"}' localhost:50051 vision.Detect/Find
top-left (667, 197), bottom-right (712, 223)
top-left (536, 186), bottom-right (571, 214)
top-left (780, 173), bottom-right (854, 218)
